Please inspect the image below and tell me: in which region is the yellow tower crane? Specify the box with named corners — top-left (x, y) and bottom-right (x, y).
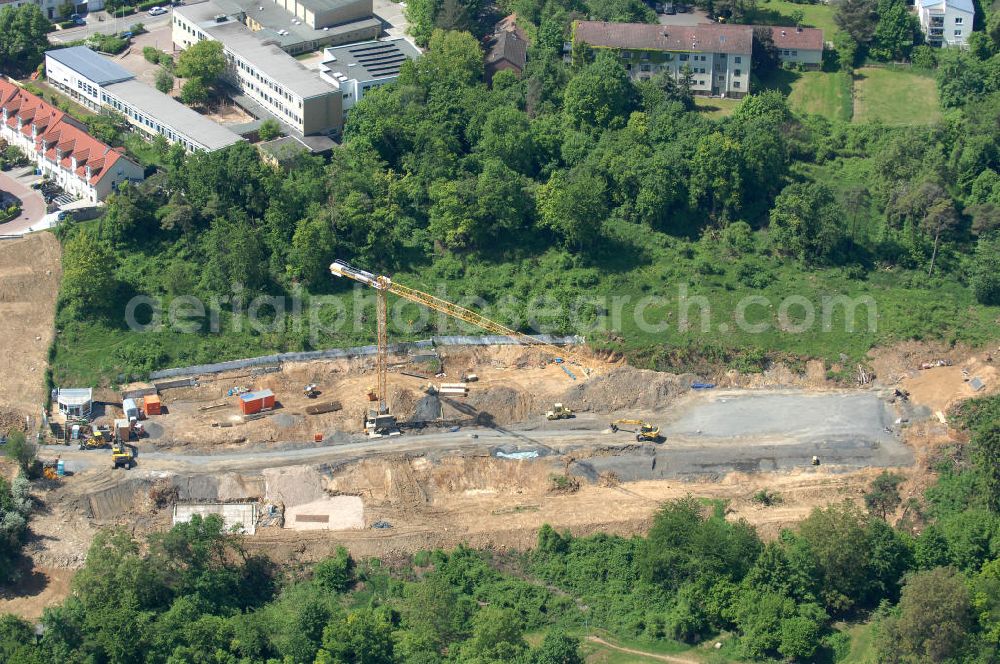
top-left (330, 260), bottom-right (591, 433)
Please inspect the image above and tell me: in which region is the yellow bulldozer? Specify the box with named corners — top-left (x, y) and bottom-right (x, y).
top-left (79, 430), bottom-right (108, 450)
top-left (546, 403), bottom-right (574, 420)
top-left (610, 419), bottom-right (663, 443)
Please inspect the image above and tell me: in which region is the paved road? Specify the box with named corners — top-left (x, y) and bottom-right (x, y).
top-left (48, 8), bottom-right (174, 43)
top-left (44, 390), bottom-right (915, 479)
top-left (0, 170), bottom-right (46, 235)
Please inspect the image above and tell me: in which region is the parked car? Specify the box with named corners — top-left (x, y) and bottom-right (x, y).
top-left (664, 2), bottom-right (676, 13)
top-left (148, 6), bottom-right (168, 15)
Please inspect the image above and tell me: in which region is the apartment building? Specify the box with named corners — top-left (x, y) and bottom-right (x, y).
top-left (572, 21), bottom-right (754, 97)
top-left (172, 0), bottom-right (374, 139)
top-left (45, 46), bottom-right (243, 152)
top-left (769, 25), bottom-right (824, 68)
top-left (918, 0), bottom-right (974, 47)
top-left (0, 79), bottom-right (143, 202)
top-left (318, 37), bottom-right (421, 114)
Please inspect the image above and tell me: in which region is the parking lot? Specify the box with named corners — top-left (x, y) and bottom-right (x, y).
top-left (658, 6), bottom-right (712, 26)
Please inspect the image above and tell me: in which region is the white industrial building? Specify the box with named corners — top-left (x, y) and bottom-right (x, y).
top-left (172, 0), bottom-right (384, 142)
top-left (318, 37), bottom-right (421, 114)
top-left (45, 46), bottom-right (243, 153)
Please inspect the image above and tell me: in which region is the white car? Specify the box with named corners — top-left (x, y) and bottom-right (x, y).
top-left (147, 6), bottom-right (168, 15)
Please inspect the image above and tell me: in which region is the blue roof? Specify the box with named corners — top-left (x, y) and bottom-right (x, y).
top-left (45, 46), bottom-right (134, 86)
top-left (239, 389), bottom-right (274, 402)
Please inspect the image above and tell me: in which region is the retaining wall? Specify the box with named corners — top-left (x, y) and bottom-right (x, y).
top-left (149, 334), bottom-right (584, 380)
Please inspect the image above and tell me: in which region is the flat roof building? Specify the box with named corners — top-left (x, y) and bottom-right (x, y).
top-left (319, 37), bottom-right (420, 114)
top-left (45, 46), bottom-right (243, 153)
top-left (172, 0), bottom-right (378, 139)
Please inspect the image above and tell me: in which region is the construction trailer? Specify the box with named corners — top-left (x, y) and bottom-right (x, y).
top-left (56, 388), bottom-right (93, 419)
top-left (114, 418), bottom-right (132, 442)
top-left (122, 398), bottom-right (140, 421)
top-left (239, 389), bottom-right (275, 415)
top-left (143, 394), bottom-right (162, 416)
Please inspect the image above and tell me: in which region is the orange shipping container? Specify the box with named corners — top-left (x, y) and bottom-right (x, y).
top-left (239, 389), bottom-right (275, 415)
top-left (144, 394), bottom-right (161, 416)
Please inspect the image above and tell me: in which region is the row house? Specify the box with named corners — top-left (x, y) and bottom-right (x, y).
top-left (0, 80), bottom-right (143, 203)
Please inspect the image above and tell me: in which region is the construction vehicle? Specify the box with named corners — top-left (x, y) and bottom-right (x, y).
top-left (610, 419), bottom-right (663, 443)
top-left (330, 260), bottom-right (593, 437)
top-left (111, 442), bottom-right (135, 469)
top-left (79, 429), bottom-right (108, 450)
top-left (304, 384), bottom-right (319, 398)
top-left (546, 403), bottom-right (574, 420)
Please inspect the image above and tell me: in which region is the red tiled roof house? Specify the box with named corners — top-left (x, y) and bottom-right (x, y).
top-left (765, 25), bottom-right (824, 69)
top-left (0, 80), bottom-right (144, 203)
top-left (572, 21), bottom-right (754, 98)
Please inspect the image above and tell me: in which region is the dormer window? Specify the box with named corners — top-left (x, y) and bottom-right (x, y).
top-left (86, 165), bottom-right (92, 179)
top-left (71, 157), bottom-right (77, 171)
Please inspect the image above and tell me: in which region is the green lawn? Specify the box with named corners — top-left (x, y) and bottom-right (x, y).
top-left (788, 71), bottom-right (853, 121)
top-left (694, 95), bottom-right (740, 118)
top-left (852, 66), bottom-right (942, 125)
top-left (750, 0), bottom-right (840, 38)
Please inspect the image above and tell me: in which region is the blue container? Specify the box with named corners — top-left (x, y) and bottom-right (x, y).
top-left (56, 460), bottom-right (65, 477)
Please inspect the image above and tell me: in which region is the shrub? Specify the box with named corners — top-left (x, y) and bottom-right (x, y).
top-left (142, 45), bottom-right (160, 64)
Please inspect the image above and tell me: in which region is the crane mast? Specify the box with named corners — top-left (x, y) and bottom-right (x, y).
top-left (330, 260), bottom-right (590, 429)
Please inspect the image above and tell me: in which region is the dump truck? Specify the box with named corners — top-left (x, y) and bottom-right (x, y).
top-left (546, 403), bottom-right (574, 420)
top-left (610, 419), bottom-right (663, 443)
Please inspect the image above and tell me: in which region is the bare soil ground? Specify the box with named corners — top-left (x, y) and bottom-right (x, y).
top-left (8, 340), bottom-right (998, 620)
top-left (0, 233), bottom-right (61, 433)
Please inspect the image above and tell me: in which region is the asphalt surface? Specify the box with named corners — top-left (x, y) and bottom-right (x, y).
top-left (0, 170), bottom-right (46, 235)
top-left (48, 9), bottom-right (175, 44)
top-left (44, 389), bottom-right (914, 480)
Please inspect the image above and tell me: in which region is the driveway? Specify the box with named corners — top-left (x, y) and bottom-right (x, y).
top-left (0, 170), bottom-right (46, 235)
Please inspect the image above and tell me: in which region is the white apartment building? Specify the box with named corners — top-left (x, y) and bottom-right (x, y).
top-left (918, 0), bottom-right (974, 47)
top-left (572, 21), bottom-right (753, 97)
top-left (318, 37), bottom-right (421, 114)
top-left (45, 46), bottom-right (243, 152)
top-left (0, 0), bottom-right (93, 22)
top-left (172, 2), bottom-right (348, 137)
top-left (0, 79), bottom-right (143, 202)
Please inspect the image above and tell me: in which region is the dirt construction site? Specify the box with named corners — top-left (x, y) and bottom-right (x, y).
top-left (3, 311), bottom-right (999, 617)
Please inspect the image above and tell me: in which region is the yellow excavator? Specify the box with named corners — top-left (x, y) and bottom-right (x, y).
top-left (610, 419), bottom-right (663, 443)
top-left (111, 442), bottom-right (135, 470)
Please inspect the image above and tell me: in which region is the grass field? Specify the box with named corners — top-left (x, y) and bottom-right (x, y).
top-left (694, 95), bottom-right (740, 118)
top-left (853, 66), bottom-right (942, 125)
top-left (750, 0), bottom-right (840, 37)
top-left (788, 71), bottom-right (853, 121)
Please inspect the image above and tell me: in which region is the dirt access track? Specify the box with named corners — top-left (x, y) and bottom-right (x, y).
top-left (0, 233), bottom-right (61, 432)
top-left (36, 382), bottom-right (917, 559)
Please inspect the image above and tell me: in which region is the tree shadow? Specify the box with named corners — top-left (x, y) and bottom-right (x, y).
top-left (757, 67), bottom-right (802, 95)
